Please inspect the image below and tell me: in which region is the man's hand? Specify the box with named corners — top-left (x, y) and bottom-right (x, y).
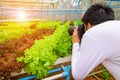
top-left (72, 28), bottom-right (80, 43)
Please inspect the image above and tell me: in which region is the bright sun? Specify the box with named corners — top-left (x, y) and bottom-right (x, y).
top-left (17, 11), bottom-right (26, 20)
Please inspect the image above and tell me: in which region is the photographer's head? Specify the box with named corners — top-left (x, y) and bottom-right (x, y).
top-left (82, 3), bottom-right (115, 29)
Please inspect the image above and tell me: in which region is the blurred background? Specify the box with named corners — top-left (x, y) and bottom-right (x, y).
top-left (0, 0), bottom-right (120, 22)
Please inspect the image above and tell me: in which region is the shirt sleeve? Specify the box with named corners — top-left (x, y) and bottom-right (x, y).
top-left (71, 35), bottom-right (106, 80)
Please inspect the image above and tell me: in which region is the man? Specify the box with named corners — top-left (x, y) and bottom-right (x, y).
top-left (72, 3), bottom-right (120, 80)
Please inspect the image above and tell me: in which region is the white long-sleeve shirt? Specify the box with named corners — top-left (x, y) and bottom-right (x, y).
top-left (72, 20), bottom-right (120, 80)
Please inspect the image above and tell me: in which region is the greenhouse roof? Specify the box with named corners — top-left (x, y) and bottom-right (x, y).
top-left (1, 0), bottom-right (59, 8)
top-left (1, 0), bottom-right (120, 9)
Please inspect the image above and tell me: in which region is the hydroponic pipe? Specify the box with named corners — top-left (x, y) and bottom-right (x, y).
top-left (43, 73), bottom-right (63, 80)
top-left (48, 67), bottom-right (62, 74)
top-left (18, 75), bottom-right (36, 80)
top-left (43, 71), bottom-right (70, 80)
top-left (18, 65), bottom-right (71, 80)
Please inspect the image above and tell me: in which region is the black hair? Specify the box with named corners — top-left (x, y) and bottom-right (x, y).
top-left (82, 3), bottom-right (115, 26)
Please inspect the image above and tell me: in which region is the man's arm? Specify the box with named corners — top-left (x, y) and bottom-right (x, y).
top-left (72, 34), bottom-right (106, 80)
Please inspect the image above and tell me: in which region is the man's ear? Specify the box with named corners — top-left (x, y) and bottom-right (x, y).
top-left (87, 23), bottom-right (93, 29)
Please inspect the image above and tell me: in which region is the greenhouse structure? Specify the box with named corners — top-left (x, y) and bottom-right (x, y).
top-left (0, 0), bottom-right (120, 80)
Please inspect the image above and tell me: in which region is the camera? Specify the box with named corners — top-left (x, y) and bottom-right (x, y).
top-left (68, 24), bottom-right (85, 39)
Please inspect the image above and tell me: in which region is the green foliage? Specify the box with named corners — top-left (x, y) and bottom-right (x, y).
top-left (53, 21), bottom-right (72, 56)
top-left (0, 21), bottom-right (61, 44)
top-left (36, 21), bottom-right (62, 29)
top-left (17, 40), bottom-right (57, 78)
top-left (17, 21), bottom-right (72, 78)
top-left (0, 22), bottom-right (35, 43)
top-left (0, 27), bottom-right (34, 43)
top-left (74, 20), bottom-right (83, 26)
top-left (101, 68), bottom-right (110, 80)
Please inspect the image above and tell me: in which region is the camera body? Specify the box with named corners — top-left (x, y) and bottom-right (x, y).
top-left (68, 24), bottom-right (85, 39)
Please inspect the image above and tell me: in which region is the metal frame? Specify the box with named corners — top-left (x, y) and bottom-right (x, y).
top-left (0, 7), bottom-right (86, 23)
top-left (18, 65), bottom-right (71, 80)
top-left (106, 0), bottom-right (120, 8)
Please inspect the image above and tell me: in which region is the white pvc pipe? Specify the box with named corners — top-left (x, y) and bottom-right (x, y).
top-left (43, 73), bottom-right (63, 80)
top-left (54, 55), bottom-right (71, 65)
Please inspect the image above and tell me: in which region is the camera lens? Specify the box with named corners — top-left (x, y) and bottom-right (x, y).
top-left (68, 26), bottom-right (75, 36)
top-left (68, 24), bottom-right (85, 39)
